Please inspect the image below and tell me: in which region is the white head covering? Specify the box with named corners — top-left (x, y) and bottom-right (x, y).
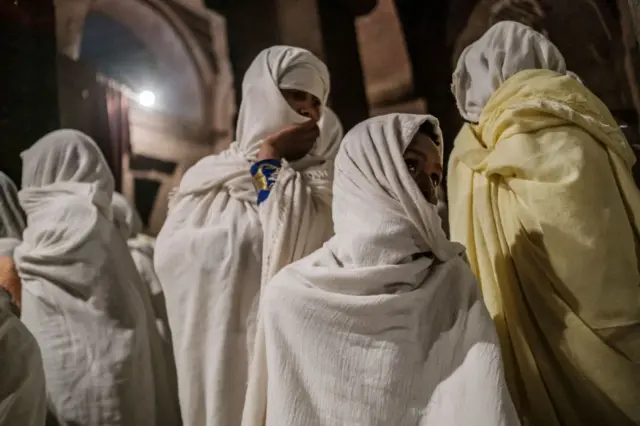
top-left (111, 192), bottom-right (144, 240)
top-left (452, 21), bottom-right (567, 123)
top-left (0, 173), bottom-right (25, 240)
top-left (329, 113), bottom-right (460, 270)
top-left (21, 129), bottom-right (114, 198)
top-left (313, 107), bottom-right (344, 161)
top-left (235, 46), bottom-right (330, 160)
top-left (176, 46), bottom-right (335, 204)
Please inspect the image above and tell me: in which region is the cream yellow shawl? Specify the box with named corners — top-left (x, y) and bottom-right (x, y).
top-left (448, 69), bottom-right (640, 426)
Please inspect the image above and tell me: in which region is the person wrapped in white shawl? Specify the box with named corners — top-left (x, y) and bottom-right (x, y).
top-left (0, 176), bottom-right (46, 426)
top-left (111, 192), bottom-right (175, 372)
top-left (14, 129), bottom-right (181, 426)
top-left (256, 114), bottom-right (519, 426)
top-left (154, 45), bottom-right (342, 426)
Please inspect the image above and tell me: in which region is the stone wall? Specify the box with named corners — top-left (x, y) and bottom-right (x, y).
top-left (454, 0), bottom-right (635, 115)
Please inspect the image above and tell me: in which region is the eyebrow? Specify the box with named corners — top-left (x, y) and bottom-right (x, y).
top-left (405, 145), bottom-right (428, 158)
top-left (418, 122), bottom-right (440, 145)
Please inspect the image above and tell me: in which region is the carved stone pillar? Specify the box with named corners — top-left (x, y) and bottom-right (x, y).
top-left (317, 0), bottom-right (373, 130)
top-left (54, 0), bottom-right (93, 59)
top-left (394, 0), bottom-right (460, 165)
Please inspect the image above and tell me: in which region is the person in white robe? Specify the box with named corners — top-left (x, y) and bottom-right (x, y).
top-left (0, 175), bottom-right (46, 426)
top-left (154, 45), bottom-right (342, 426)
top-left (14, 129), bottom-right (181, 426)
top-left (256, 113), bottom-right (519, 426)
top-left (111, 192), bottom-right (175, 368)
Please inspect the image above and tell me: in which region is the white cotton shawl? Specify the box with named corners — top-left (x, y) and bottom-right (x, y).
top-left (0, 173), bottom-right (25, 240)
top-left (154, 45), bottom-right (337, 426)
top-left (14, 129), bottom-right (181, 426)
top-left (452, 21), bottom-right (568, 123)
top-left (112, 192), bottom-right (174, 348)
top-left (111, 192), bottom-right (143, 240)
top-left (258, 114), bottom-right (519, 426)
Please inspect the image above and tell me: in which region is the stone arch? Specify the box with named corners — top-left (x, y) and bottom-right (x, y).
top-left (56, 0), bottom-right (215, 125)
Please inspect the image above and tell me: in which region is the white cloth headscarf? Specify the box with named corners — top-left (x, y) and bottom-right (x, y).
top-left (15, 129), bottom-right (181, 426)
top-left (0, 279), bottom-right (46, 426)
top-left (111, 192), bottom-right (143, 240)
top-left (452, 21), bottom-right (568, 123)
top-left (154, 45), bottom-right (337, 426)
top-left (315, 107), bottom-right (344, 161)
top-left (257, 114), bottom-right (519, 425)
top-left (0, 173), bottom-right (25, 240)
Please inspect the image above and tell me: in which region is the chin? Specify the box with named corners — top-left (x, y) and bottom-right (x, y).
top-left (420, 190), bottom-right (438, 205)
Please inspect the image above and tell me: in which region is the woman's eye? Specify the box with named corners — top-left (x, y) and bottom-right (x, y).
top-left (405, 159), bottom-right (419, 176)
top-left (430, 173), bottom-right (441, 187)
top-left (292, 90), bottom-right (307, 101)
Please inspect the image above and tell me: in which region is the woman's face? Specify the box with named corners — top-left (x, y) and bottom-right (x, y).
top-left (404, 131), bottom-right (443, 205)
top-left (280, 89), bottom-right (322, 122)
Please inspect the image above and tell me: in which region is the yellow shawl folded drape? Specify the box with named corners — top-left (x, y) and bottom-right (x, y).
top-left (448, 69), bottom-right (640, 426)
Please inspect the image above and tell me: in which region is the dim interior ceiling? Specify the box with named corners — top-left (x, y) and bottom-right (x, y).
top-left (79, 4), bottom-right (204, 123)
top-left (80, 12), bottom-right (159, 92)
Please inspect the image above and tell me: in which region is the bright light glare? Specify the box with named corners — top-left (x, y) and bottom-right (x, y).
top-left (138, 90), bottom-right (156, 107)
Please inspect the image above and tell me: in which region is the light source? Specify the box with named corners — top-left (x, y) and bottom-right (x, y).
top-left (138, 90), bottom-right (156, 107)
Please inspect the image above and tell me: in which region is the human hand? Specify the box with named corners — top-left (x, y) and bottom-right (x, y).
top-left (0, 256), bottom-right (21, 309)
top-left (258, 120), bottom-right (320, 162)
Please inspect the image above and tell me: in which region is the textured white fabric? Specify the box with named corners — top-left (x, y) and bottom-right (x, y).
top-left (452, 21), bottom-right (567, 123)
top-left (0, 288), bottom-right (46, 426)
top-left (315, 107), bottom-right (344, 162)
top-left (111, 193), bottom-right (174, 346)
top-left (278, 63), bottom-right (326, 104)
top-left (0, 238), bottom-right (20, 257)
top-left (154, 46), bottom-right (336, 426)
top-left (111, 192), bottom-right (143, 239)
top-left (15, 130), bottom-right (181, 426)
top-left (258, 114), bottom-right (519, 426)
top-left (0, 173), bottom-right (25, 240)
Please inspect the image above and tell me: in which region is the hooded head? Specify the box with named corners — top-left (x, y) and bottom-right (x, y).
top-left (0, 173), bottom-right (25, 240)
top-left (329, 114), bottom-right (461, 267)
top-left (21, 129), bottom-right (114, 199)
top-left (235, 46), bottom-right (331, 160)
top-left (452, 21), bottom-right (567, 123)
top-left (111, 192), bottom-right (143, 240)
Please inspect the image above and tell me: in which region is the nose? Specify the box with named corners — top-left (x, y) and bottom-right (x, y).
top-left (298, 102), bottom-right (320, 122)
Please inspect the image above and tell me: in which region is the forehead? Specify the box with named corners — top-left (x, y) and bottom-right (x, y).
top-left (280, 88), bottom-right (320, 103)
top-left (407, 132), bottom-right (443, 160)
